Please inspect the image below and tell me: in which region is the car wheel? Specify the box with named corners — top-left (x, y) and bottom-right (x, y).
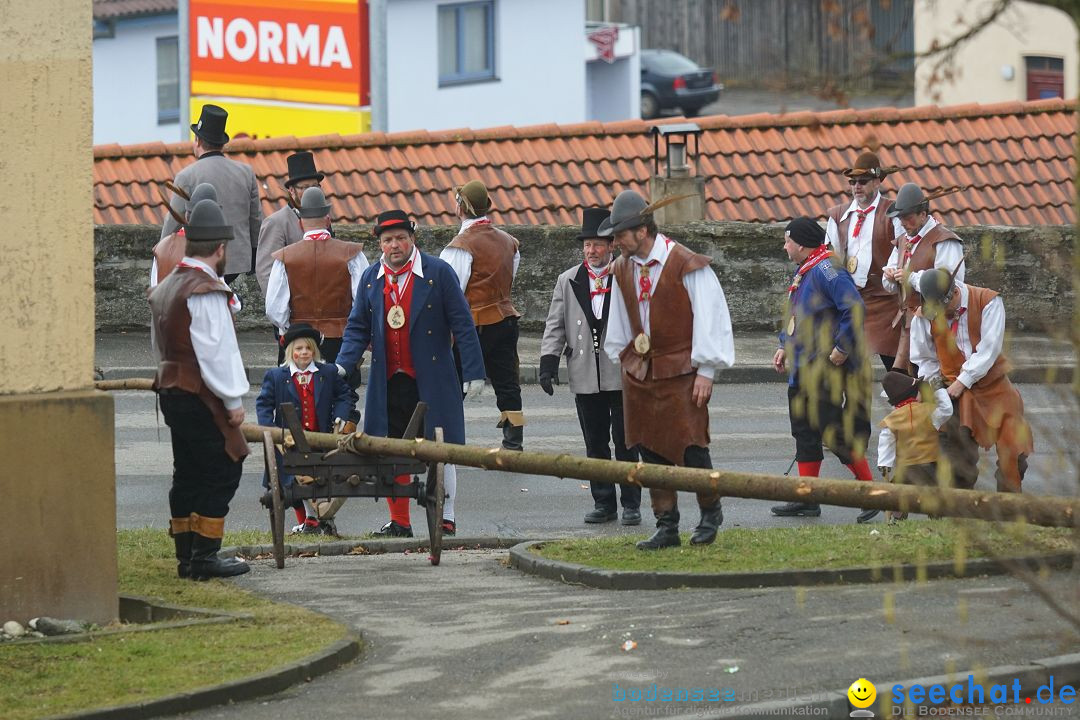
top-left (640, 91), bottom-right (659, 120)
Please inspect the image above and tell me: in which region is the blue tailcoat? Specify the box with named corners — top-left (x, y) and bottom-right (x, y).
top-left (256, 361), bottom-right (358, 487)
top-left (336, 251), bottom-right (484, 444)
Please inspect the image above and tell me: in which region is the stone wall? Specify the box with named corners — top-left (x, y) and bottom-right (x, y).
top-left (95, 222), bottom-right (1074, 333)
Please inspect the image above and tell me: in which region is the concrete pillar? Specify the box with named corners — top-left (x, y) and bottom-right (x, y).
top-left (1, 0), bottom-right (118, 624)
top-left (649, 175), bottom-right (707, 225)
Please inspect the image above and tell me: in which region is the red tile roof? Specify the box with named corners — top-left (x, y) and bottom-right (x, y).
top-left (93, 98), bottom-right (1076, 228)
top-left (93, 0), bottom-right (176, 21)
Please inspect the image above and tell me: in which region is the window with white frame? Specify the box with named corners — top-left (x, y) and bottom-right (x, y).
top-left (438, 1), bottom-right (495, 86)
top-left (156, 36), bottom-right (179, 124)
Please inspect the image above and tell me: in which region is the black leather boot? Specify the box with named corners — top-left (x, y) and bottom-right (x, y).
top-left (501, 423), bottom-right (524, 451)
top-left (636, 510), bottom-right (681, 550)
top-left (690, 502), bottom-right (724, 545)
top-left (172, 531), bottom-right (194, 579)
top-left (190, 535), bottom-right (250, 580)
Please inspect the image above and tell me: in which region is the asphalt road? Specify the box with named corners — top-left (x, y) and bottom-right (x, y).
top-left (114, 382), bottom-right (1077, 537)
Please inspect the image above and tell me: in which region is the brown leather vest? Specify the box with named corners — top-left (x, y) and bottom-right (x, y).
top-left (900, 224), bottom-right (961, 310)
top-left (272, 237), bottom-right (364, 337)
top-left (153, 232), bottom-right (187, 284)
top-left (930, 285), bottom-right (1031, 452)
top-left (148, 267), bottom-right (249, 461)
top-left (881, 402), bottom-right (939, 466)
top-left (614, 242), bottom-right (712, 465)
top-left (447, 223), bottom-right (520, 325)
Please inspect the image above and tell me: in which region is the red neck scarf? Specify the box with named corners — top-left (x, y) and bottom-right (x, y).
top-left (586, 262), bottom-right (610, 298)
top-left (383, 259), bottom-right (414, 306)
top-left (788, 245), bottom-right (832, 297)
top-left (852, 205), bottom-right (874, 238)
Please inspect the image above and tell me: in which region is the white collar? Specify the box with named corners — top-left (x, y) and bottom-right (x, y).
top-left (460, 216), bottom-right (490, 232)
top-left (377, 244), bottom-right (424, 279)
top-left (289, 361), bottom-right (318, 375)
top-left (841, 192), bottom-right (882, 220)
top-left (957, 283), bottom-right (969, 311)
top-left (632, 233), bottom-right (672, 267)
top-left (302, 228), bottom-right (331, 241)
top-left (178, 256), bottom-right (220, 279)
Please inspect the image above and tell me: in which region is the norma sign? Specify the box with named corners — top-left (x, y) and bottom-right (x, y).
top-left (190, 0), bottom-right (369, 109)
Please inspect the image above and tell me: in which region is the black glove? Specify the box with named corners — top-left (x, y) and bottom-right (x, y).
top-left (538, 354), bottom-right (560, 396)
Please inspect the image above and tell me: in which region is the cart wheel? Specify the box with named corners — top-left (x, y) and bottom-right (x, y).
top-left (263, 431), bottom-right (286, 569)
top-left (424, 427), bottom-right (446, 566)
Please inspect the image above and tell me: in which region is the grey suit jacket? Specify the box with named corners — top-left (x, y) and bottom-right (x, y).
top-left (160, 153), bottom-right (262, 277)
top-left (540, 264), bottom-right (622, 395)
top-left (255, 205), bottom-right (303, 295)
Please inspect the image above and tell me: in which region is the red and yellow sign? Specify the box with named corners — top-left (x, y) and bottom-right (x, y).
top-left (190, 0), bottom-right (369, 108)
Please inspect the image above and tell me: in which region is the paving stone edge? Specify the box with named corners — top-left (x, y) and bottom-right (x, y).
top-left (508, 540), bottom-right (1076, 590)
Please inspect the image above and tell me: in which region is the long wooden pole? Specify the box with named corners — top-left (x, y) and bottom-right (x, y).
top-left (96, 380), bottom-right (1079, 528)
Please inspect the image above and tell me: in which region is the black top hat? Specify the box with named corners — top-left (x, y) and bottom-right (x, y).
top-left (191, 104), bottom-right (230, 146)
top-left (184, 199), bottom-right (232, 241)
top-left (786, 217), bottom-right (825, 248)
top-left (882, 370), bottom-right (921, 406)
top-left (284, 152), bottom-right (325, 187)
top-left (283, 323), bottom-right (323, 349)
top-left (373, 209), bottom-right (416, 237)
top-left (577, 207), bottom-right (612, 240)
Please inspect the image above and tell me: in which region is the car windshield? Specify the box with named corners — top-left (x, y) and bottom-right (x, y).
top-left (644, 51), bottom-right (700, 75)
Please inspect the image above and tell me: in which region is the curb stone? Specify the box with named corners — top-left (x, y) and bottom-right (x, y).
top-left (43, 629), bottom-right (360, 720)
top-left (509, 541), bottom-right (1076, 590)
top-left (224, 535), bottom-right (542, 560)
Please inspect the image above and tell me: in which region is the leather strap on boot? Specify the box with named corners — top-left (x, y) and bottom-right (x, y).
top-left (169, 517), bottom-right (192, 535)
top-left (188, 513), bottom-right (225, 539)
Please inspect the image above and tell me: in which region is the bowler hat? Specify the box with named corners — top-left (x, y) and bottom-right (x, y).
top-left (298, 186), bottom-right (332, 219)
top-left (577, 207), bottom-right (612, 240)
top-left (785, 217), bottom-right (826, 248)
top-left (284, 152), bottom-right (324, 187)
top-left (455, 180), bottom-right (492, 216)
top-left (191, 104), bottom-right (230, 145)
top-left (186, 183), bottom-right (218, 213)
top-left (184, 199), bottom-right (232, 241)
top-left (373, 209), bottom-right (416, 236)
top-left (843, 151), bottom-right (900, 180)
top-left (882, 370), bottom-right (920, 406)
top-left (283, 323), bottom-right (323, 349)
top-left (597, 190), bottom-right (649, 236)
top-left (887, 183), bottom-right (929, 218)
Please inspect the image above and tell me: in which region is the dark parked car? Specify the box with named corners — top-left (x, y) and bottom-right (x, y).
top-left (640, 49), bottom-right (723, 120)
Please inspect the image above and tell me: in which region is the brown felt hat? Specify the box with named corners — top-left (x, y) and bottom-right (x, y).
top-left (842, 151), bottom-right (900, 180)
top-left (882, 370), bottom-right (920, 406)
top-left (454, 180), bottom-right (492, 216)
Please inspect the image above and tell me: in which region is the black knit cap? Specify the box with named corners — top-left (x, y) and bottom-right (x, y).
top-left (882, 370), bottom-right (920, 406)
top-left (373, 209), bottom-right (416, 236)
top-left (786, 217), bottom-right (826, 248)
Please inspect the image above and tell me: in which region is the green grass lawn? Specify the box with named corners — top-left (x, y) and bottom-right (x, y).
top-left (532, 520), bottom-right (1077, 574)
top-left (0, 528), bottom-right (355, 720)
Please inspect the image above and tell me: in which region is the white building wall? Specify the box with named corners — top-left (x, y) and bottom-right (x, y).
top-left (93, 15), bottom-right (181, 145)
top-left (385, 0), bottom-right (586, 132)
top-left (914, 0), bottom-right (1078, 105)
top-left (586, 25), bottom-right (639, 122)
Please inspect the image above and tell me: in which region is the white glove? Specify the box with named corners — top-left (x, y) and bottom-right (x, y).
top-left (463, 380), bottom-right (484, 400)
top-left (336, 363), bottom-right (346, 378)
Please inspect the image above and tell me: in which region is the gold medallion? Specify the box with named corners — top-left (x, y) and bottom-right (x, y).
top-left (846, 255), bottom-right (858, 273)
top-left (633, 332), bottom-right (651, 355)
top-left (787, 316), bottom-right (796, 336)
top-left (387, 304), bottom-right (406, 329)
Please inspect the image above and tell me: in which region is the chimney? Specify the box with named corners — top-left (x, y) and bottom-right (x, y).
top-left (648, 123), bottom-right (706, 225)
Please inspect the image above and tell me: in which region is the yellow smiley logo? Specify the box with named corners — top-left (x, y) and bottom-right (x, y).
top-left (847, 678), bottom-right (877, 709)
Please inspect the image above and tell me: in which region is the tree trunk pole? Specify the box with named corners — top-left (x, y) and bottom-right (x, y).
top-left (237, 424), bottom-right (1079, 529)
